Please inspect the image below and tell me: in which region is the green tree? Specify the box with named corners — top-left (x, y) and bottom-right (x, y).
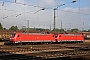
top-left (59, 29), bottom-right (64, 32)
top-left (88, 29), bottom-right (90, 32)
top-left (67, 30), bottom-right (71, 32)
top-left (52, 28), bottom-right (64, 32)
top-left (82, 30), bottom-right (87, 32)
top-left (3, 28), bottom-right (6, 30)
top-left (71, 28), bottom-right (79, 32)
top-left (9, 26), bottom-right (18, 30)
top-left (0, 23), bottom-right (3, 30)
top-left (21, 26), bottom-right (26, 30)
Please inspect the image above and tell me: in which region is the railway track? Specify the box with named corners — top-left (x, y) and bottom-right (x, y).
top-left (0, 43), bottom-right (90, 60)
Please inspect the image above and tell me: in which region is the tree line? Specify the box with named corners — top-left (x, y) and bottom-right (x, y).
top-left (0, 23), bottom-right (90, 32)
top-left (0, 23), bottom-right (18, 30)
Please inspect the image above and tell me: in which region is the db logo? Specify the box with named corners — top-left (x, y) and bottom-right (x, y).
top-left (72, 37), bottom-right (73, 39)
top-left (37, 37), bottom-right (39, 39)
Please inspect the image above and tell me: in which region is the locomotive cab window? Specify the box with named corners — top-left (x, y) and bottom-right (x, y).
top-left (54, 34), bottom-right (58, 37)
top-left (53, 35), bottom-right (54, 37)
top-left (11, 33), bottom-right (16, 37)
top-left (18, 35), bottom-right (20, 37)
top-left (59, 35), bottom-right (61, 37)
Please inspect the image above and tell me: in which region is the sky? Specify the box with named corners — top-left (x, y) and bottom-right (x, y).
top-left (0, 0), bottom-right (90, 30)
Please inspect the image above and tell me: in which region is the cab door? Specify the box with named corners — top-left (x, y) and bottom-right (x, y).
top-left (15, 34), bottom-right (22, 43)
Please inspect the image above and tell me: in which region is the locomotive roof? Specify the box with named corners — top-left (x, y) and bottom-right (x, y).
top-left (21, 32), bottom-right (53, 35)
top-left (61, 34), bottom-right (81, 36)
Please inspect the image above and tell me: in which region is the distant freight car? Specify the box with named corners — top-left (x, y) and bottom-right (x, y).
top-left (9, 32), bottom-right (84, 44)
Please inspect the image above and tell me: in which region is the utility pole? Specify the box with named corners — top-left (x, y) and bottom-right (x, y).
top-left (54, 8), bottom-right (56, 31)
top-left (69, 23), bottom-right (71, 31)
top-left (61, 21), bottom-right (62, 29)
top-left (34, 0), bottom-right (76, 32)
top-left (53, 0), bottom-right (76, 31)
top-left (2, 1), bottom-right (4, 6)
top-left (50, 24), bottom-right (51, 31)
top-left (27, 20), bottom-right (29, 31)
top-left (82, 22), bottom-right (84, 31)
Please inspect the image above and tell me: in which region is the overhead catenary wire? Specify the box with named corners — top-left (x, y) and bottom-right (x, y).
top-left (0, 0), bottom-right (52, 19)
top-left (2, 11), bottom-right (34, 19)
top-left (2, 1), bottom-right (4, 6)
top-left (0, 8), bottom-right (35, 14)
top-left (0, 0), bottom-right (53, 9)
top-left (0, 0), bottom-right (89, 16)
top-left (0, 0), bottom-right (89, 14)
top-left (78, 0), bottom-right (80, 13)
top-left (0, 0), bottom-right (89, 30)
top-left (0, 8), bottom-right (35, 19)
top-left (0, 1), bottom-right (90, 19)
top-left (58, 9), bottom-right (90, 15)
top-left (58, 10), bottom-right (90, 20)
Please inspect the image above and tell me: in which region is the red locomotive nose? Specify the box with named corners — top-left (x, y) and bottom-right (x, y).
top-left (10, 37), bottom-right (14, 41)
top-left (54, 34), bottom-right (58, 39)
top-left (10, 34), bottom-right (15, 42)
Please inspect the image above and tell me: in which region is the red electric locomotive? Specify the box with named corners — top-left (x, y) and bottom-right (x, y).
top-left (10, 32), bottom-right (55, 44)
top-left (57, 34), bottom-right (84, 43)
top-left (9, 32), bottom-right (84, 44)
